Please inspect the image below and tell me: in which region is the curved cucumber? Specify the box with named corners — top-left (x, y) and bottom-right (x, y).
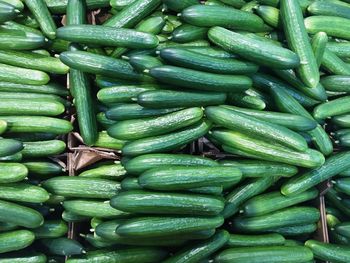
top-left (0, 139), bottom-right (23, 158)
top-left (313, 96), bottom-right (350, 120)
top-left (305, 239), bottom-right (350, 263)
top-left (0, 230), bottom-right (35, 254)
top-left (0, 183), bottom-right (49, 203)
top-left (21, 140), bottom-right (66, 157)
top-left (227, 233), bottom-right (285, 247)
top-left (305, 16), bottom-right (350, 41)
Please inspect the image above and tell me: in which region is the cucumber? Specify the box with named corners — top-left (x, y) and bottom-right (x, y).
top-left (0, 222), bottom-right (17, 232)
top-left (96, 112), bottom-right (117, 128)
top-left (233, 206), bottom-right (320, 232)
top-left (116, 216), bottom-right (224, 238)
top-left (23, 161), bottom-right (63, 175)
top-left (333, 114), bottom-right (350, 128)
top-left (0, 1), bottom-right (20, 24)
top-left (0, 139), bottom-right (23, 157)
top-left (148, 65), bottom-right (251, 92)
top-left (45, 0), bottom-right (109, 14)
top-left (159, 47), bottom-right (258, 74)
top-left (314, 96), bottom-right (350, 120)
top-left (0, 163), bottom-right (27, 183)
top-left (93, 131), bottom-right (126, 150)
top-left (1, 116), bottom-right (72, 134)
top-left (0, 183), bottom-right (49, 203)
top-left (171, 24), bottom-right (207, 43)
top-left (334, 177), bottom-right (350, 196)
top-left (305, 239), bottom-right (350, 263)
top-left (0, 200), bottom-right (43, 228)
top-left (62, 211), bottom-right (89, 223)
top-left (0, 63), bottom-right (49, 85)
top-left (163, 0), bottom-right (197, 12)
top-left (0, 92), bottom-right (69, 108)
top-left (215, 246), bottom-right (313, 263)
top-left (322, 48), bottom-right (350, 75)
top-left (311, 32), bottom-right (327, 68)
top-left (129, 55), bottom-right (163, 71)
top-left (66, 0), bottom-right (86, 25)
top-left (108, 107), bottom-right (203, 140)
top-left (32, 220), bottom-right (68, 239)
top-left (227, 92), bottom-right (266, 111)
top-left (163, 230), bottom-right (229, 263)
top-left (184, 46), bottom-right (236, 59)
top-left (281, 151), bottom-right (350, 196)
top-left (326, 42), bottom-right (350, 58)
top-left (124, 153), bottom-right (218, 175)
top-left (38, 238), bottom-right (84, 256)
top-left (21, 140), bottom-right (66, 157)
top-left (42, 177), bottom-right (120, 199)
top-left (0, 152), bottom-right (22, 162)
top-left (122, 120), bottom-right (211, 156)
top-left (110, 0), bottom-right (136, 9)
top-left (79, 162), bottom-right (126, 180)
top-left (227, 233), bottom-right (285, 247)
top-left (256, 5), bottom-right (280, 28)
top-left (305, 16), bottom-right (350, 41)
top-left (242, 188), bottom-right (318, 216)
top-left (272, 223), bottom-right (317, 236)
top-left (335, 222), bottom-right (350, 239)
top-left (139, 166), bottom-right (242, 190)
top-left (0, 230), bottom-right (35, 254)
top-left (0, 82), bottom-right (68, 96)
top-left (111, 190), bottom-right (224, 216)
top-left (321, 75), bottom-right (350, 92)
top-left (326, 188), bottom-right (350, 218)
top-left (208, 27), bottom-right (299, 69)
top-left (0, 251), bottom-right (46, 263)
top-left (63, 199), bottom-right (128, 219)
top-left (14, 10), bottom-right (39, 28)
top-left (0, 120), bottom-right (6, 134)
top-left (2, 0), bottom-right (24, 11)
top-left (6, 132), bottom-right (57, 142)
top-left (181, 5), bottom-right (270, 32)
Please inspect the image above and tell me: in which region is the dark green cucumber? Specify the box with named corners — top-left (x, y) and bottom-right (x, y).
top-left (42, 177), bottom-right (120, 199)
top-left (0, 119), bottom-right (6, 134)
top-left (326, 42), bottom-right (350, 58)
top-left (23, 161), bottom-right (63, 175)
top-left (79, 162), bottom-right (126, 180)
top-left (281, 151), bottom-right (350, 195)
top-left (334, 177), bottom-right (350, 196)
top-left (184, 46), bottom-right (236, 59)
top-left (0, 251), bottom-right (46, 263)
top-left (63, 199), bottom-right (128, 219)
top-left (0, 221), bottom-right (17, 232)
top-left (305, 239), bottom-right (350, 263)
top-left (335, 222), bottom-right (350, 239)
top-left (0, 1), bottom-right (20, 24)
top-left (45, 0), bottom-right (109, 14)
top-left (0, 139), bottom-right (23, 158)
top-left (326, 188), bottom-right (350, 218)
top-left (0, 99), bottom-right (64, 116)
top-left (0, 92), bottom-right (69, 108)
top-left (215, 246), bottom-right (313, 263)
top-left (233, 206), bottom-right (320, 232)
top-left (322, 48), bottom-right (350, 75)
top-left (0, 152), bottom-right (22, 162)
top-left (256, 5), bottom-right (280, 28)
top-left (122, 120), bottom-right (212, 156)
top-left (93, 131), bottom-right (127, 150)
top-left (116, 216), bottom-right (224, 238)
top-left (308, 0), bottom-right (350, 19)
top-left (181, 5), bottom-right (270, 32)
top-left (163, 0), bottom-right (197, 11)
top-left (311, 32), bottom-right (327, 68)
top-left (21, 140), bottom-right (66, 157)
top-left (227, 233), bottom-right (285, 247)
top-left (159, 47), bottom-right (258, 74)
top-left (305, 16), bottom-right (350, 41)
top-left (0, 163), bottom-right (27, 183)
top-left (111, 190), bottom-right (224, 216)
top-left (171, 24), bottom-right (207, 43)
top-left (32, 220), bottom-right (68, 239)
top-left (0, 28), bottom-right (45, 50)
top-left (333, 114), bottom-right (350, 128)
top-left (271, 223), bottom-right (317, 236)
top-left (0, 81), bottom-right (68, 96)
top-left (280, 0), bottom-right (319, 88)
top-left (0, 63), bottom-right (49, 85)
top-left (66, 0), bottom-right (86, 25)
top-left (227, 91), bottom-right (266, 111)
top-left (96, 112), bottom-right (117, 128)
top-left (38, 238), bottom-right (84, 256)
top-left (208, 27), bottom-right (299, 69)
top-left (139, 166), bottom-right (242, 190)
top-left (314, 96), bottom-right (350, 120)
top-left (148, 65), bottom-right (251, 92)
top-left (0, 230), bottom-right (35, 254)
top-left (321, 75), bottom-right (350, 92)
top-left (129, 55), bottom-right (163, 71)
top-left (0, 183), bottom-right (49, 203)
top-left (62, 211), bottom-right (89, 223)
top-left (242, 188), bottom-right (318, 216)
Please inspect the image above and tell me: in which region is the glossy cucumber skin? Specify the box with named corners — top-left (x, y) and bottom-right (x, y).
top-left (335, 222), bottom-right (350, 239)
top-left (0, 63), bottom-right (49, 85)
top-left (305, 16), bottom-right (350, 41)
top-left (171, 24), bottom-right (207, 43)
top-left (66, 0), bottom-right (86, 25)
top-left (0, 81), bottom-right (68, 96)
top-left (305, 239), bottom-right (350, 263)
top-left (282, 151), bottom-right (350, 196)
top-left (79, 162), bottom-right (126, 180)
top-left (0, 163), bottom-right (27, 184)
top-left (308, 0), bottom-right (350, 19)
top-left (0, 251), bottom-right (47, 263)
top-left (107, 107), bottom-right (203, 140)
top-left (0, 29), bottom-right (45, 50)
top-left (280, 0), bottom-right (319, 88)
top-left (0, 183), bottom-right (49, 203)
top-left (322, 48), bottom-right (350, 75)
top-left (208, 27), bottom-right (299, 69)
top-left (0, 139), bottom-right (23, 158)
top-left (256, 5), bottom-right (280, 28)
top-left (45, 0), bottom-right (109, 14)
top-left (42, 177), bottom-right (121, 199)
top-left (38, 238), bottom-right (84, 256)
top-left (21, 140), bottom-right (66, 158)
top-left (163, 0), bottom-right (197, 11)
top-left (311, 32), bottom-right (327, 68)
top-left (93, 131), bottom-right (126, 150)
top-left (333, 114), bottom-right (350, 128)
top-left (335, 178), bottom-right (350, 196)
top-left (0, 1), bottom-right (20, 24)
top-left (314, 96), bottom-right (350, 120)
top-left (272, 223), bottom-right (317, 236)
top-left (0, 230), bottom-right (35, 254)
top-left (129, 54), bottom-right (163, 71)
top-left (23, 161), bottom-right (61, 175)
top-left (227, 233), bottom-right (285, 247)
top-left (0, 91), bottom-right (69, 107)
top-left (32, 220), bottom-right (68, 239)
top-left (326, 42), bottom-right (350, 58)
top-left (321, 75), bottom-right (350, 92)
top-left (326, 188), bottom-right (350, 218)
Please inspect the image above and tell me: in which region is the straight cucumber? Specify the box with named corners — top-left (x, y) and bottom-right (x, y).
top-left (0, 63), bottom-right (49, 85)
top-left (335, 222), bottom-right (350, 239)
top-left (21, 140), bottom-right (66, 157)
top-left (256, 5), bottom-right (280, 28)
top-left (129, 54), bottom-right (163, 71)
top-left (0, 183), bottom-right (49, 203)
top-left (79, 162), bottom-right (126, 180)
top-left (305, 16), bottom-right (350, 41)
top-left (0, 139), bottom-right (23, 158)
top-left (321, 75), bottom-right (350, 92)
top-left (305, 239), bottom-right (350, 263)
top-left (0, 163), bottom-right (27, 183)
top-left (5, 132), bottom-right (56, 142)
top-left (96, 112), bottom-right (117, 128)
top-left (184, 46), bottom-right (236, 59)
top-left (0, 251), bottom-right (46, 263)
top-left (314, 96), bottom-right (350, 120)
top-left (334, 177), bottom-right (350, 196)
top-left (322, 48), bottom-right (350, 75)
top-left (307, 0), bottom-right (350, 19)
top-left (0, 92), bottom-right (69, 108)
top-left (62, 210), bottom-right (89, 223)
top-left (227, 233), bottom-right (285, 247)
top-left (38, 238), bottom-right (84, 256)
top-left (0, 152), bottom-right (22, 162)
top-left (0, 1), bottom-right (20, 24)
top-left (0, 81), bottom-right (68, 96)
top-left (227, 92), bottom-right (266, 111)
top-left (311, 32), bottom-right (328, 68)
top-left (326, 42), bottom-right (350, 58)
top-left (163, 0), bottom-right (197, 12)
top-left (66, 0), bottom-right (86, 25)
top-left (45, 0), bottom-right (109, 14)
top-left (0, 230), bottom-right (35, 254)
top-left (32, 219), bottom-right (68, 239)
top-left (272, 223), bottom-right (317, 236)
top-left (93, 131), bottom-right (126, 150)
top-left (333, 114), bottom-right (350, 128)
top-left (326, 188), bottom-right (350, 218)
top-left (171, 24), bottom-right (207, 43)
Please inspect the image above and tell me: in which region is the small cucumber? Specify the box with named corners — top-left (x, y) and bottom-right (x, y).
top-left (38, 238), bottom-right (84, 256)
top-left (0, 139), bottom-right (23, 158)
top-left (314, 96), bottom-right (350, 120)
top-left (0, 81), bottom-right (68, 96)
top-left (322, 48), bottom-right (350, 75)
top-left (0, 230), bottom-right (35, 254)
top-left (311, 32), bottom-right (328, 68)
top-left (256, 5), bottom-right (280, 28)
top-left (93, 131), bottom-right (126, 150)
top-left (79, 162), bottom-right (126, 180)
top-left (171, 24), bottom-right (207, 43)
top-left (305, 239), bottom-right (350, 263)
top-left (32, 219), bottom-right (68, 239)
top-left (0, 63), bottom-right (49, 85)
top-left (21, 140), bottom-right (66, 157)
top-left (163, 0), bottom-right (197, 12)
top-left (0, 183), bottom-right (49, 203)
top-left (305, 16), bottom-right (350, 41)
top-left (227, 233), bottom-right (285, 247)
top-left (129, 54), bottom-right (163, 71)
top-left (272, 223), bottom-right (317, 236)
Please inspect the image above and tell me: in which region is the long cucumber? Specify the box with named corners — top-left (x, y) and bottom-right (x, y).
top-left (0, 162), bottom-right (27, 183)
top-left (305, 16), bottom-right (350, 41)
top-left (0, 230), bottom-right (35, 254)
top-left (305, 239), bottom-right (350, 263)
top-left (21, 140), bottom-right (66, 157)
top-left (0, 63), bottom-right (49, 85)
top-left (226, 233), bottom-right (285, 247)
top-left (314, 96), bottom-right (350, 120)
top-left (0, 183), bottom-right (49, 203)
top-left (0, 139), bottom-right (23, 158)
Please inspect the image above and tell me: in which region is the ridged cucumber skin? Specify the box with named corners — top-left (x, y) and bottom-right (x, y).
top-left (124, 153), bottom-right (218, 175)
top-left (66, 247), bottom-right (167, 263)
top-left (0, 81), bottom-right (68, 96)
top-left (215, 246), bottom-right (313, 263)
top-left (335, 178), bottom-right (350, 196)
top-left (305, 239), bottom-right (350, 263)
top-left (227, 233), bottom-right (285, 247)
top-left (181, 5), bottom-right (270, 32)
top-left (281, 151), bottom-right (350, 196)
top-left (326, 42), bottom-right (350, 58)
top-left (0, 251), bottom-right (47, 263)
top-left (1, 116), bottom-right (72, 134)
top-left (220, 105), bottom-right (316, 132)
top-left (60, 51), bottom-right (143, 80)
top-left (42, 177), bottom-right (121, 199)
top-left (206, 106), bottom-right (308, 151)
top-left (63, 199), bottom-right (128, 219)
top-left (45, 0), bottom-right (109, 14)
top-left (0, 230), bottom-right (35, 254)
top-left (322, 48), bottom-right (350, 75)
top-left (163, 230), bottom-right (229, 263)
top-left (280, 0), bottom-right (319, 88)
top-left (0, 63), bottom-right (49, 85)
top-left (232, 206), bottom-right (320, 232)
top-left (79, 162), bottom-right (126, 180)
top-left (0, 139), bottom-right (23, 158)
top-left (0, 200), bottom-right (43, 228)
top-left (272, 223), bottom-right (317, 236)
top-left (256, 5), bottom-right (280, 28)
top-left (96, 112), bottom-right (117, 129)
top-left (184, 46), bottom-right (236, 59)
top-left (163, 0), bottom-right (197, 11)
top-left (139, 166), bottom-right (242, 191)
top-left (111, 190), bottom-right (225, 216)
top-left (0, 183), bottom-right (49, 203)
top-left (38, 238), bottom-right (84, 256)
top-left (242, 188), bottom-right (318, 217)
top-left (23, 161), bottom-right (63, 175)
top-left (57, 25), bottom-right (159, 49)
top-left (122, 120), bottom-right (212, 156)
top-left (116, 216), bottom-right (224, 238)
top-left (21, 140), bottom-right (66, 158)
top-left (129, 54), bottom-right (163, 72)
top-left (66, 0), bottom-right (86, 25)
top-left (0, 98), bottom-right (64, 116)
top-left (321, 75), bottom-right (350, 92)
top-left (93, 131), bottom-right (126, 150)
top-left (305, 16), bottom-right (350, 41)
top-left (311, 32), bottom-right (327, 68)
top-left (208, 27), bottom-right (299, 69)
top-left (211, 129), bottom-right (324, 168)
top-left (0, 152), bottom-right (22, 162)
top-left (32, 220), bottom-right (68, 239)
top-left (0, 163), bottom-right (27, 184)
top-left (0, 29), bottom-right (45, 50)
top-left (314, 96), bottom-right (350, 120)
top-left (0, 50), bottom-right (68, 74)
top-left (171, 24), bottom-right (207, 43)
top-left (160, 47), bottom-right (258, 74)
top-left (222, 176), bottom-right (279, 219)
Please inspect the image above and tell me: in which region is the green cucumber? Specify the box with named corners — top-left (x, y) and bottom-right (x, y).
top-left (335, 222), bottom-right (350, 239)
top-left (0, 27), bottom-right (45, 50)
top-left (21, 140), bottom-right (66, 157)
top-left (0, 152), bottom-right (22, 162)
top-left (66, 0), bottom-right (86, 25)
top-left (32, 220), bottom-right (68, 239)
top-left (333, 114), bottom-right (350, 128)
top-left (326, 42), bottom-right (350, 58)
top-left (206, 106), bottom-right (308, 151)
top-left (321, 75), bottom-right (350, 92)
top-left (227, 92), bottom-right (266, 111)
top-left (148, 65), bottom-right (251, 92)
top-left (96, 112), bottom-right (117, 128)
top-left (129, 55), bottom-right (163, 71)
top-left (0, 92), bottom-right (69, 107)
top-left (42, 177), bottom-right (121, 199)
top-left (242, 188), bottom-right (318, 216)
top-left (326, 188), bottom-right (350, 218)
top-left (122, 120), bottom-right (211, 156)
top-left (0, 139), bottom-right (23, 157)
top-left (314, 96), bottom-right (350, 120)
top-left (305, 239), bottom-right (350, 263)
top-left (14, 10), bottom-right (39, 28)
top-left (305, 16), bottom-right (350, 41)
top-left (0, 120), bottom-right (6, 134)
top-left (215, 246), bottom-right (313, 263)
top-left (93, 131), bottom-right (126, 150)
top-left (0, 183), bottom-right (49, 203)
top-left (271, 223), bottom-right (317, 236)
top-left (111, 190), bottom-right (224, 216)
top-left (208, 27), bottom-right (299, 69)
top-left (171, 24), bottom-right (207, 43)
top-left (159, 47), bottom-right (258, 74)
top-left (0, 63), bottom-right (49, 85)
top-left (139, 166), bottom-right (242, 190)
top-left (226, 233), bottom-right (285, 247)
top-left (5, 132), bottom-right (57, 142)
top-left (38, 238), bottom-right (84, 256)
top-left (184, 46), bottom-right (236, 59)
top-left (256, 5), bottom-right (280, 28)
top-left (0, 81), bottom-right (68, 96)
top-left (281, 151), bottom-right (350, 195)
top-left (334, 177), bottom-right (350, 195)
top-left (62, 211), bottom-right (89, 223)
top-left (311, 32), bottom-right (327, 68)
top-left (79, 162), bottom-right (126, 180)
top-left (322, 48), bottom-right (350, 75)
top-left (0, 230), bottom-right (35, 253)
top-left (23, 161), bottom-right (63, 175)
top-left (233, 206), bottom-right (320, 232)
top-left (107, 107), bottom-right (203, 140)
top-left (0, 222), bottom-right (17, 232)
top-left (163, 0), bottom-right (197, 12)
top-left (0, 1), bottom-right (20, 24)
top-left (45, 0), bottom-right (109, 14)
top-left (0, 163), bottom-right (27, 183)
top-left (0, 251), bottom-right (46, 263)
